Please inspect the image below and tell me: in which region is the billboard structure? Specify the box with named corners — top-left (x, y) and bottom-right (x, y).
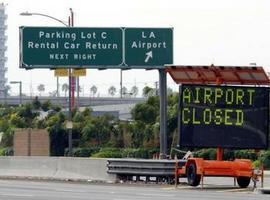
top-left (179, 84), bottom-right (269, 149)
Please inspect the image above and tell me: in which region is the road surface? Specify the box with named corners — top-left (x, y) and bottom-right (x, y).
top-left (0, 179), bottom-right (269, 200)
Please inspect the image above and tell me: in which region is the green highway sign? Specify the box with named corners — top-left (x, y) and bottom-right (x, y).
top-left (20, 27), bottom-right (123, 67)
top-left (20, 27), bottom-right (173, 69)
top-left (125, 28), bottom-right (173, 66)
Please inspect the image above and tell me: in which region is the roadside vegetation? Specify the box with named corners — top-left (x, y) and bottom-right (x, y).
top-left (0, 93), bottom-right (269, 169)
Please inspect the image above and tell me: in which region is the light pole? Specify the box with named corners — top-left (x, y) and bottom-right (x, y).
top-left (20, 12), bottom-right (68, 27)
top-left (20, 10), bottom-right (74, 156)
top-left (68, 8), bottom-right (74, 157)
top-left (120, 69), bottom-right (122, 98)
top-left (120, 69), bottom-right (130, 98)
top-left (10, 81), bottom-right (22, 105)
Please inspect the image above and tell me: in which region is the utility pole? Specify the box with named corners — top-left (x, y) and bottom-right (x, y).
top-left (77, 76), bottom-right (80, 107)
top-left (68, 8), bottom-right (74, 157)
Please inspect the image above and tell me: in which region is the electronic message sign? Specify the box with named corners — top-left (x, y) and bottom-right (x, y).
top-left (179, 84), bottom-right (269, 149)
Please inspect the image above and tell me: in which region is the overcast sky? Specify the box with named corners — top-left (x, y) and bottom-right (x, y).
top-left (4, 0), bottom-right (270, 96)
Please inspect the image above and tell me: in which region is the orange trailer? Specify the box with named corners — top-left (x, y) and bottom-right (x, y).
top-left (175, 157), bottom-right (254, 188)
top-left (167, 65), bottom-right (269, 188)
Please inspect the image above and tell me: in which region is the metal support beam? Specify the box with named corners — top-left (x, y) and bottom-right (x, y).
top-left (19, 82), bottom-right (22, 105)
top-left (56, 76), bottom-right (59, 104)
top-left (120, 69), bottom-right (123, 98)
top-left (77, 77), bottom-right (80, 107)
top-left (68, 68), bottom-right (72, 156)
top-left (159, 69), bottom-right (167, 159)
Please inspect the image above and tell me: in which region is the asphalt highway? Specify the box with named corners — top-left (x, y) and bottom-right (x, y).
top-left (0, 179), bottom-right (269, 200)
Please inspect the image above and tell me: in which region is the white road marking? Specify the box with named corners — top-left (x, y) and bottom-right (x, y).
top-left (139, 193), bottom-right (175, 197)
top-left (0, 193), bottom-right (34, 197)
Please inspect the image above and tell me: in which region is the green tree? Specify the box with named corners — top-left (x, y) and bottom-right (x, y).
top-left (121, 86), bottom-right (128, 97)
top-left (130, 85), bottom-right (139, 97)
top-left (9, 113), bottom-right (25, 128)
top-left (4, 85), bottom-right (11, 97)
top-left (41, 100), bottom-right (51, 111)
top-left (108, 86), bottom-right (116, 97)
top-left (167, 87), bottom-right (174, 96)
top-left (131, 96), bottom-right (159, 124)
top-left (46, 112), bottom-right (67, 156)
top-left (37, 84), bottom-right (45, 96)
top-left (62, 83), bottom-right (69, 97)
top-left (81, 115), bottom-right (115, 147)
top-left (17, 103), bottom-right (38, 127)
top-left (32, 96), bottom-right (41, 110)
top-left (49, 90), bottom-right (57, 97)
top-left (142, 86), bottom-right (155, 97)
top-left (90, 85), bottom-right (98, 97)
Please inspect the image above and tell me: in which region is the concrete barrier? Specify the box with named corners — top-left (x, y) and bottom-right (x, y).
top-left (0, 157), bottom-right (116, 183)
top-left (0, 156), bottom-right (269, 186)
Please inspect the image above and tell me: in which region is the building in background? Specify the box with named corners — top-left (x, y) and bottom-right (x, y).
top-left (0, 3), bottom-right (7, 97)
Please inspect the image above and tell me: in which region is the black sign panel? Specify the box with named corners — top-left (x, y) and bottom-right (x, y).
top-left (179, 84), bottom-right (269, 149)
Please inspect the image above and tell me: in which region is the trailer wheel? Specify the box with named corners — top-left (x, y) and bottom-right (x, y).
top-left (237, 177), bottom-right (251, 188)
top-left (187, 163), bottom-right (201, 186)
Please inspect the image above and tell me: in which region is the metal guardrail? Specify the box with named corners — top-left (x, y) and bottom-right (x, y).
top-left (0, 97), bottom-right (146, 107)
top-left (107, 159), bottom-right (186, 177)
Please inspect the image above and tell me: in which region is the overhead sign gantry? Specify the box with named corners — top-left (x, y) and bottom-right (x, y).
top-left (19, 27), bottom-right (173, 68)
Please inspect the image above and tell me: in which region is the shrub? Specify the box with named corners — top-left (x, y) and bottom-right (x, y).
top-left (0, 147), bottom-right (13, 156)
top-left (122, 148), bottom-right (149, 158)
top-left (259, 150), bottom-right (270, 169)
top-left (193, 149), bottom-right (260, 161)
top-left (193, 149), bottom-right (216, 160)
top-left (41, 100), bottom-right (51, 111)
top-left (90, 148), bottom-right (156, 159)
top-left (72, 147), bottom-right (100, 157)
top-left (91, 148), bottom-right (122, 158)
top-left (253, 160), bottom-right (262, 169)
top-left (234, 150), bottom-right (258, 160)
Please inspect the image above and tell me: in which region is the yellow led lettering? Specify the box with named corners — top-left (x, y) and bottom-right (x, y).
top-left (203, 109), bottom-right (211, 124)
top-left (192, 108), bottom-right (200, 124)
top-left (235, 109), bottom-right (243, 126)
top-left (182, 108), bottom-right (190, 124)
top-left (225, 89), bottom-right (234, 105)
top-left (194, 87), bottom-right (200, 103)
top-left (247, 89), bottom-right (255, 105)
top-left (214, 88), bottom-right (223, 104)
top-left (236, 89), bottom-right (244, 105)
top-left (214, 109), bottom-right (222, 125)
top-left (224, 109), bottom-right (233, 125)
top-left (204, 88), bottom-right (213, 104)
top-left (183, 88), bottom-right (191, 103)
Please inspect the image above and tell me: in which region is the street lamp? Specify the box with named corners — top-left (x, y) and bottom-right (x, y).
top-left (20, 10), bottom-right (74, 156)
top-left (10, 81), bottom-right (22, 105)
top-left (20, 12), bottom-right (68, 27)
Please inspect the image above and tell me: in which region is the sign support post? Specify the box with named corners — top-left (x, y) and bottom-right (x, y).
top-left (159, 69), bottom-right (167, 159)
